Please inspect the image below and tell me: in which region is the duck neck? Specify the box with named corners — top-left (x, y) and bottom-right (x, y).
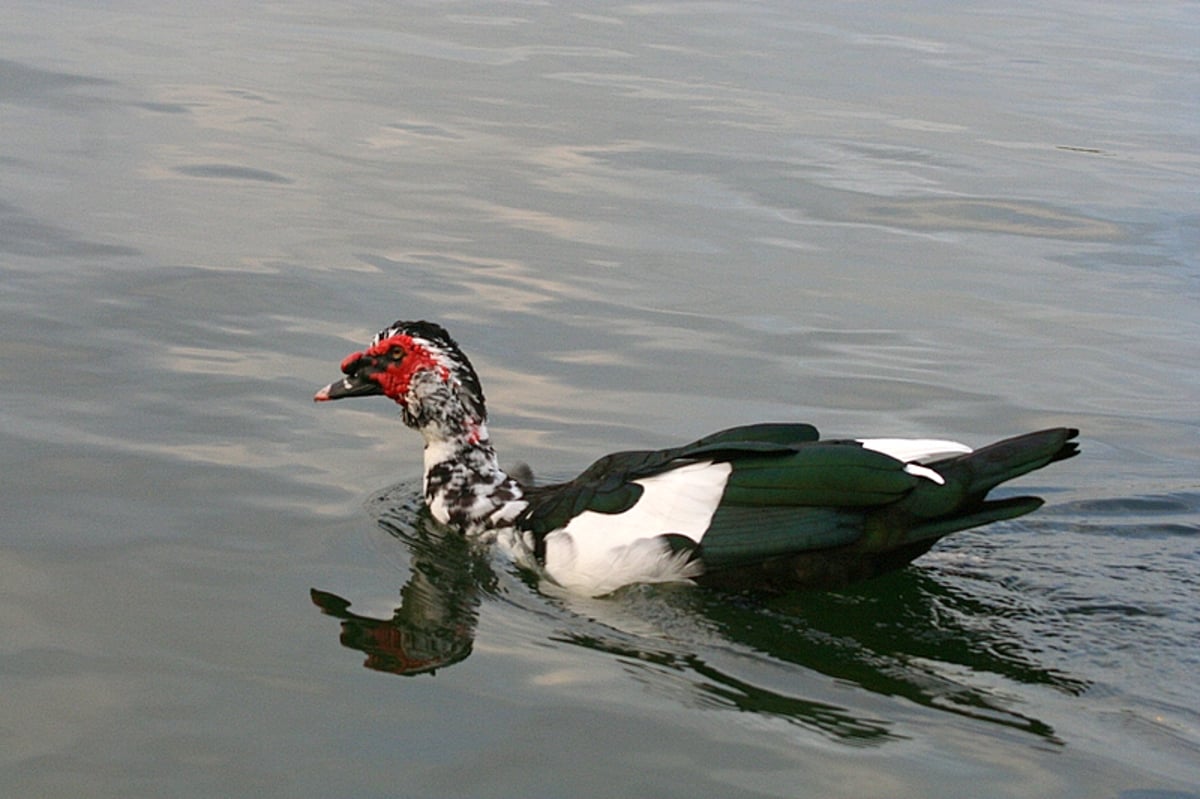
top-left (421, 424), bottom-right (526, 535)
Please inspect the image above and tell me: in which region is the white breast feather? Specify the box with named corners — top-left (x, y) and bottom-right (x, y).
top-left (856, 438), bottom-right (972, 486)
top-left (542, 460), bottom-right (732, 596)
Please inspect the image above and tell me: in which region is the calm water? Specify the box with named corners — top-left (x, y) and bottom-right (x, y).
top-left (3, 1), bottom-right (1198, 796)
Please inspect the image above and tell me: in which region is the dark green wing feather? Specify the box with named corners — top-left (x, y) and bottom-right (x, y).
top-left (517, 424), bottom-right (915, 551)
top-left (699, 505), bottom-right (863, 568)
top-left (698, 429), bottom-right (1078, 589)
top-left (695, 443), bottom-right (920, 569)
top-left (517, 423), bottom-right (822, 538)
top-left (719, 445), bottom-right (918, 507)
top-left (685, 422), bottom-right (819, 449)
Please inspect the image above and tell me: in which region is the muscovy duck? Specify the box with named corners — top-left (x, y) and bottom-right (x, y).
top-left (315, 320), bottom-right (1078, 596)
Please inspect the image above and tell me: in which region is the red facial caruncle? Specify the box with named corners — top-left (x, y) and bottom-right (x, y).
top-left (355, 334), bottom-right (451, 401)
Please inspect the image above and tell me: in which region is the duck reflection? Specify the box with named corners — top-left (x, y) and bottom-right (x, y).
top-left (311, 488), bottom-right (493, 676)
top-left (313, 485), bottom-right (1085, 743)
top-left (616, 570), bottom-right (1085, 743)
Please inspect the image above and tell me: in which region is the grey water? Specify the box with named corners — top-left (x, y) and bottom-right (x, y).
top-left (2, 1), bottom-right (1198, 796)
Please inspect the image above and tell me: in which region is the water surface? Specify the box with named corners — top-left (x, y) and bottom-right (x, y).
top-left (2, 2), bottom-right (1198, 797)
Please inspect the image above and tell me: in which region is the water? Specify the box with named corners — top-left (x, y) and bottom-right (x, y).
top-left (2, 1), bottom-right (1198, 796)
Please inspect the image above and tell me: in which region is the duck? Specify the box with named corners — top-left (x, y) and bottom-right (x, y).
top-left (315, 320), bottom-right (1078, 596)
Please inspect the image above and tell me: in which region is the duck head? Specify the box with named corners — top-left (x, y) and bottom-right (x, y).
top-left (315, 320), bottom-right (488, 443)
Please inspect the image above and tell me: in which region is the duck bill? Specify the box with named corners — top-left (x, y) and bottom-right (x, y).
top-left (314, 372), bottom-right (384, 402)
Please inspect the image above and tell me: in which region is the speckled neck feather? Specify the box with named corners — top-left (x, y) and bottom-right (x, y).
top-left (369, 321), bottom-right (527, 534)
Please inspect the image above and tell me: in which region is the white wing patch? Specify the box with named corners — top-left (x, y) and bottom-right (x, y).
top-left (857, 437), bottom-right (972, 486)
top-left (902, 463), bottom-right (947, 484)
top-left (857, 438), bottom-right (973, 463)
top-left (541, 460), bottom-right (732, 596)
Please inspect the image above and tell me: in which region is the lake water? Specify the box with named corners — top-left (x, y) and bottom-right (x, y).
top-left (2, 1), bottom-right (1198, 796)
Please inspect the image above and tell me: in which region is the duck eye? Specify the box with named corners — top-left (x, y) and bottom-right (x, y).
top-left (388, 346), bottom-right (405, 361)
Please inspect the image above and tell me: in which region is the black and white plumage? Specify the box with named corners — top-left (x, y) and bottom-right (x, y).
top-left (316, 320), bottom-right (1079, 596)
